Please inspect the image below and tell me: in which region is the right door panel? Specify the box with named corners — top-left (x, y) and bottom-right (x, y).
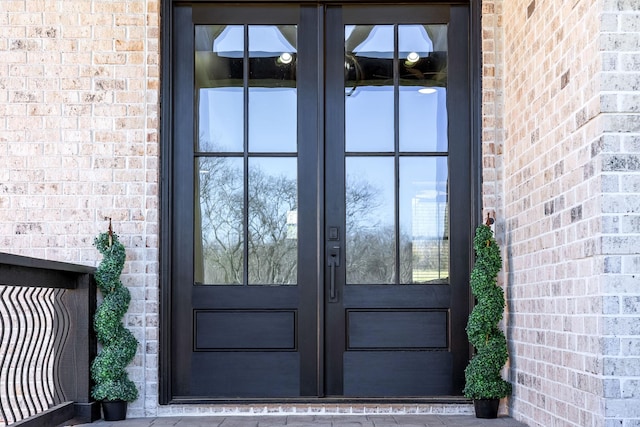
top-left (324, 4), bottom-right (471, 397)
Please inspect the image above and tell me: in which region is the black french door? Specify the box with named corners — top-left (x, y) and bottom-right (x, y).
top-left (165, 2), bottom-right (473, 401)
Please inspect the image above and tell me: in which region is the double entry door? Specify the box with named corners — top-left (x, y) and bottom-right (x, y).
top-left (168, 2), bottom-right (472, 401)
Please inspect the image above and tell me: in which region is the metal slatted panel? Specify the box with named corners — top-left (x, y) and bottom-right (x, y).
top-left (0, 285), bottom-right (68, 426)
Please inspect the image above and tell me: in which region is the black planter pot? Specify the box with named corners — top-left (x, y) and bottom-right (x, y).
top-left (474, 398), bottom-right (500, 419)
top-left (102, 400), bottom-right (128, 421)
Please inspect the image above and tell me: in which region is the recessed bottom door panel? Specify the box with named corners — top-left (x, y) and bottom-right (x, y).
top-left (343, 351), bottom-right (452, 396)
top-left (191, 352), bottom-right (300, 397)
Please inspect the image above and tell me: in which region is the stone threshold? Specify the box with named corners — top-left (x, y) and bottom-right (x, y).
top-left (154, 399), bottom-right (478, 417)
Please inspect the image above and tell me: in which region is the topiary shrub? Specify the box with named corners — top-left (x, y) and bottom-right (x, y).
top-left (91, 224), bottom-right (139, 402)
top-left (463, 221), bottom-right (512, 400)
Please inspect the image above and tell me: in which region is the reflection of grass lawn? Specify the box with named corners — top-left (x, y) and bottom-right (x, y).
top-left (412, 270), bottom-right (449, 282)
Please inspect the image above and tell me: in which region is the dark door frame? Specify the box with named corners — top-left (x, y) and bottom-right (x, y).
top-left (159, 0), bottom-right (483, 405)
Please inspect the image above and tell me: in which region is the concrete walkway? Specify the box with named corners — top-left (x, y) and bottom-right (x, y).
top-left (68, 414), bottom-right (527, 427)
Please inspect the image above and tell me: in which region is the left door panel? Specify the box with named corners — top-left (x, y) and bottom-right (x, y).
top-left (169, 5), bottom-right (320, 399)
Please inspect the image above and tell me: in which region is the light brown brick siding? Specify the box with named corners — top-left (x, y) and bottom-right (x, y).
top-left (485, 0), bottom-right (640, 425)
top-left (0, 0), bottom-right (160, 416)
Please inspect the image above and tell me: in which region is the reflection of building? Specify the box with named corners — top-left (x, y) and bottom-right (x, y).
top-left (410, 191), bottom-right (448, 283)
top-left (286, 210), bottom-right (297, 240)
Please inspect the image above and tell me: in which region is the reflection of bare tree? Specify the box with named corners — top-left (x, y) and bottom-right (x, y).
top-left (345, 177), bottom-right (380, 231)
top-left (198, 157), bottom-right (244, 284)
top-left (197, 156), bottom-right (448, 286)
top-left (248, 163), bottom-right (297, 284)
top-left (346, 176), bottom-right (449, 285)
top-left (347, 225), bottom-right (396, 284)
top-left (345, 177), bottom-right (397, 284)
top-left (197, 156), bottom-right (298, 285)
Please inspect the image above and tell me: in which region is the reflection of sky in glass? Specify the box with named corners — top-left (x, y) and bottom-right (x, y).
top-left (199, 88), bottom-right (243, 152)
top-left (346, 87), bottom-right (394, 152)
top-left (345, 87), bottom-right (447, 153)
top-left (201, 85), bottom-right (446, 153)
top-left (399, 87), bottom-right (447, 152)
top-left (249, 88), bottom-right (297, 153)
top-left (250, 157), bottom-right (297, 182)
top-left (346, 157), bottom-right (394, 227)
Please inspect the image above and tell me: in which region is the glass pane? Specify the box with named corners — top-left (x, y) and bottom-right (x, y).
top-left (195, 157), bottom-right (244, 284)
top-left (248, 25), bottom-right (297, 153)
top-left (399, 157), bottom-right (449, 284)
top-left (248, 157), bottom-right (298, 285)
top-left (195, 25), bottom-right (244, 152)
top-left (399, 25), bottom-right (448, 152)
top-left (345, 25), bottom-right (394, 152)
top-left (346, 157), bottom-right (395, 284)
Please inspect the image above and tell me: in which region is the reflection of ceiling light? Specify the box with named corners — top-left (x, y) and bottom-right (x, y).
top-left (406, 51), bottom-right (420, 63)
top-left (418, 87), bottom-right (437, 94)
top-left (278, 52), bottom-right (293, 64)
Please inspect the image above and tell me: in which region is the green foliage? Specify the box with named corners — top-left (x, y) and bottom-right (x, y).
top-left (91, 231), bottom-right (139, 402)
top-left (92, 380), bottom-right (138, 403)
top-left (463, 224), bottom-right (512, 400)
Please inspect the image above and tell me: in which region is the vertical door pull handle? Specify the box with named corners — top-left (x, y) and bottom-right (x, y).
top-left (327, 245), bottom-right (340, 302)
top-left (329, 258), bottom-right (336, 300)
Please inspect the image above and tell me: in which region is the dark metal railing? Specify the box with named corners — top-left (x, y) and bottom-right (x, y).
top-left (0, 253), bottom-right (100, 427)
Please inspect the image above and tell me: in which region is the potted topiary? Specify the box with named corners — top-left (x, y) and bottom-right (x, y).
top-left (463, 215), bottom-right (512, 418)
top-left (91, 220), bottom-right (139, 421)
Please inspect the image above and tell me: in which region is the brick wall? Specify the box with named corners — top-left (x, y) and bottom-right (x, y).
top-left (499, 0), bottom-right (605, 424)
top-left (480, 0), bottom-right (508, 417)
top-left (0, 0), bottom-right (160, 417)
top-left (488, 0), bottom-right (640, 425)
top-left (480, 0), bottom-right (504, 222)
top-left (599, 1), bottom-right (640, 425)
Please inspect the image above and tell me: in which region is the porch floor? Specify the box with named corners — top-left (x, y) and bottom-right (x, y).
top-left (66, 414), bottom-right (527, 427)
